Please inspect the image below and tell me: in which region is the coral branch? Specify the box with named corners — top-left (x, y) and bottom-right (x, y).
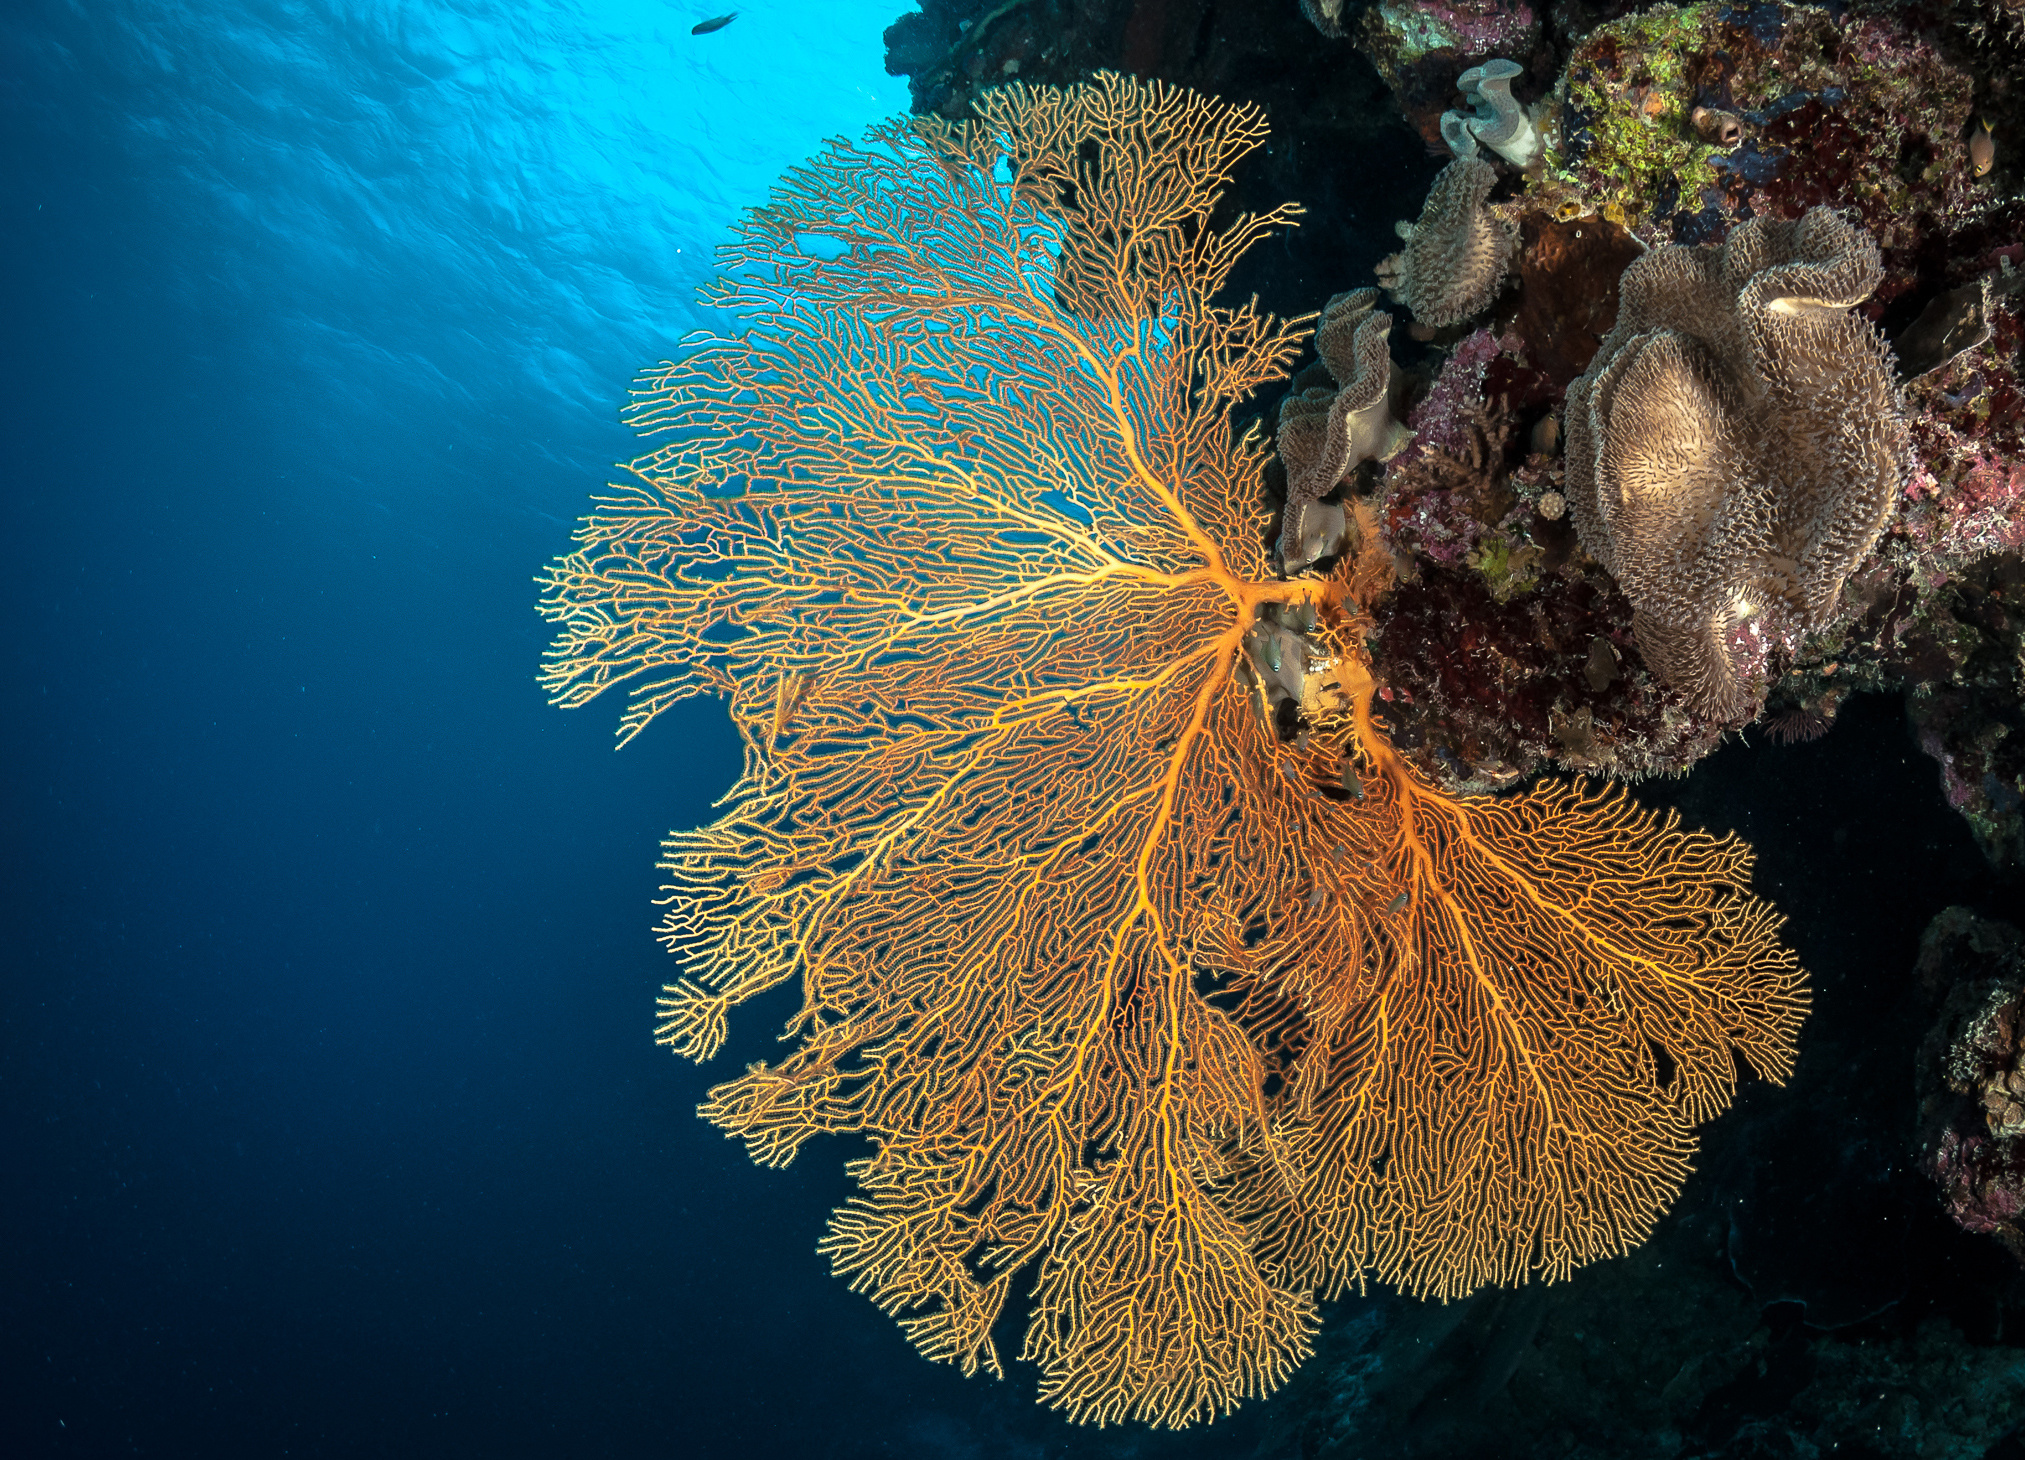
top-left (538, 75), bottom-right (1806, 1428)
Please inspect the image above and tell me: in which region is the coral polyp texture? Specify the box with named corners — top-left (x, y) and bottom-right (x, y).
top-left (1378, 156), bottom-right (1516, 328)
top-left (1563, 207), bottom-right (1909, 722)
top-left (1274, 287), bottom-right (1412, 572)
top-left (1918, 908), bottom-right (2025, 1264)
top-left (539, 76), bottom-right (1806, 1427)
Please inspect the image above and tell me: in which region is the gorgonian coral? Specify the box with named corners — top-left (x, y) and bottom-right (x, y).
top-left (539, 75), bottom-right (1805, 1428)
top-left (1562, 207), bottom-right (1910, 721)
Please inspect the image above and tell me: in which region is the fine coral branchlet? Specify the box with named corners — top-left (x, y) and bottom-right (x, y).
top-left (539, 75), bottom-right (1807, 1429)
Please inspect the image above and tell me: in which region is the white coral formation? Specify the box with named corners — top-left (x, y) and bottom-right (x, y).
top-left (1376, 158), bottom-right (1515, 329)
top-left (1563, 208), bottom-right (1911, 721)
top-left (1274, 287), bottom-right (1412, 572)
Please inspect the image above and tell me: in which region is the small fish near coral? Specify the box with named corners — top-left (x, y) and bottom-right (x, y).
top-left (690, 11), bottom-right (736, 35)
top-left (540, 75), bottom-right (1806, 1428)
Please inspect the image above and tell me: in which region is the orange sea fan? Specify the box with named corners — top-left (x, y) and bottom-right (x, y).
top-left (536, 74), bottom-right (1806, 1428)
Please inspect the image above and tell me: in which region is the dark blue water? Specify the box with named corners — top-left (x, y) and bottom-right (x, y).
top-left (6, 3), bottom-right (2016, 1458)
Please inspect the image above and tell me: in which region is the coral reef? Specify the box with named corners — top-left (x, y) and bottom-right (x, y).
top-left (849, 1), bottom-right (2025, 1447)
top-left (1896, 264), bottom-right (2025, 580)
top-left (1756, 259), bottom-right (2025, 867)
top-left (1760, 548), bottom-right (2025, 870)
top-left (1508, 211), bottom-right (1647, 387)
top-left (1376, 156), bottom-right (1517, 328)
top-left (588, 0), bottom-right (2025, 1443)
top-left (1363, 326), bottom-right (1728, 788)
top-left (1356, 0), bottom-right (1543, 152)
top-left (1918, 907), bottom-right (2025, 1264)
top-left (1549, 2), bottom-right (1986, 253)
top-left (1563, 207), bottom-right (1911, 722)
top-left (1208, 0), bottom-right (2025, 813)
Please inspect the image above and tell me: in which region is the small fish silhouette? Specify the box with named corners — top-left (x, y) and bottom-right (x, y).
top-left (692, 11), bottom-right (737, 34)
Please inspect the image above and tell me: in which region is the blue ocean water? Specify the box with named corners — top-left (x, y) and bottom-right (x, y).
top-left (6, 2), bottom-right (2016, 1458)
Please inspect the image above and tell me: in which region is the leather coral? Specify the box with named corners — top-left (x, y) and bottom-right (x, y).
top-left (539, 75), bottom-right (1805, 1429)
top-left (1441, 60), bottom-right (1541, 168)
top-left (1274, 287), bottom-right (1412, 572)
top-left (1376, 157), bottom-right (1515, 328)
top-left (1563, 208), bottom-right (1910, 721)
